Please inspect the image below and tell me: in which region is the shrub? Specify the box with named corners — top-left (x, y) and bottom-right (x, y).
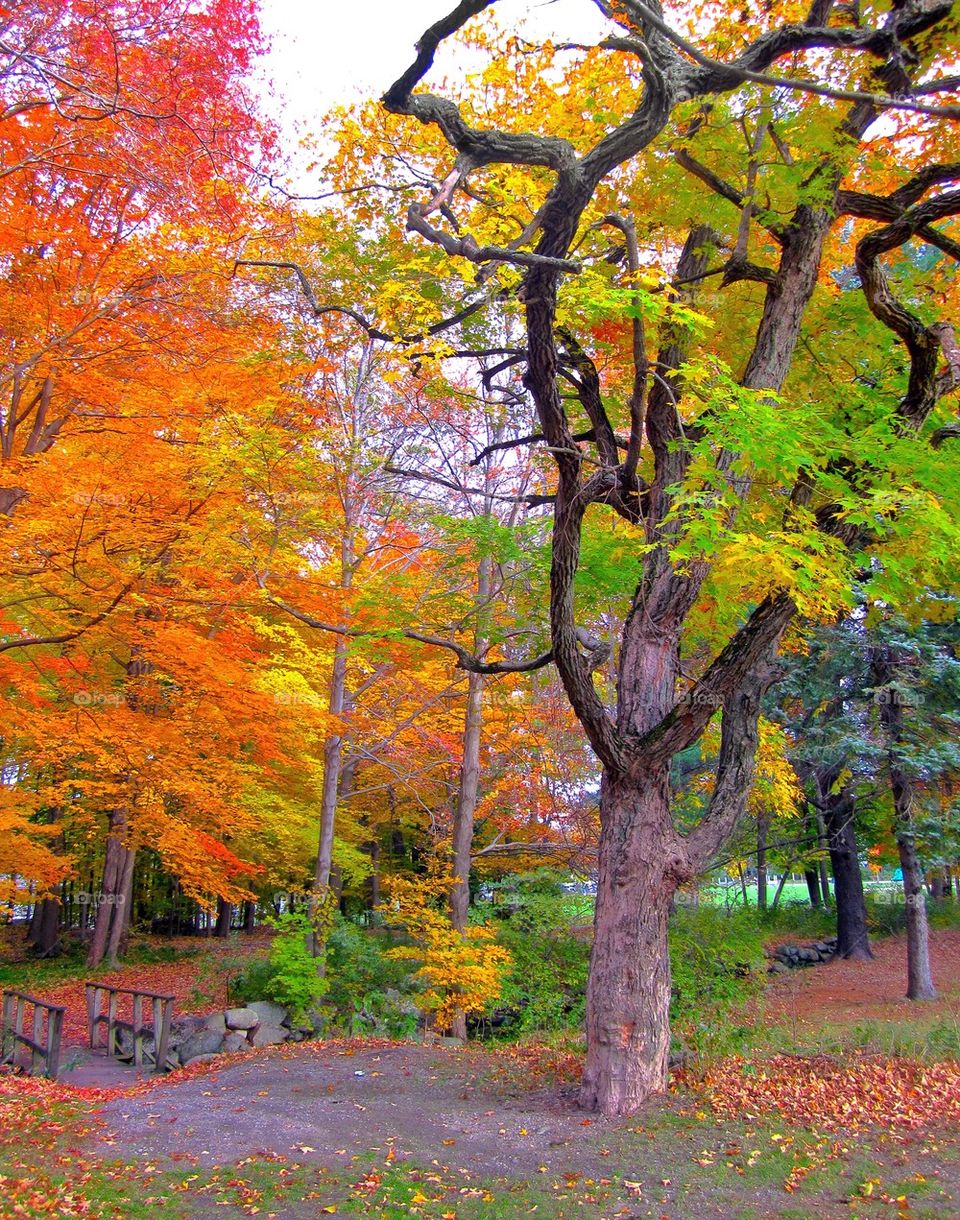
top-left (489, 872), bottom-right (590, 1035)
top-left (325, 917), bottom-right (420, 1037)
top-left (231, 912), bottom-right (326, 1023)
top-left (669, 906), bottom-right (767, 1068)
top-left (382, 868), bottom-right (511, 1033)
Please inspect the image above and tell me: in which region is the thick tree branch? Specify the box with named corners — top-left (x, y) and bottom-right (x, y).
top-left (855, 190), bottom-right (960, 426)
top-left (630, 591), bottom-right (796, 771)
top-left (685, 662), bottom-right (775, 871)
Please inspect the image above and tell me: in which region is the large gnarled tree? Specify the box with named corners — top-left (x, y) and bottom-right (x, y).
top-left (364, 0), bottom-right (960, 1114)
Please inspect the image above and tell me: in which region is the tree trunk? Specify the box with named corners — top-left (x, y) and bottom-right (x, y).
top-left (242, 900), bottom-right (256, 932)
top-left (897, 826), bottom-right (937, 1000)
top-left (771, 861), bottom-right (796, 912)
top-left (449, 665), bottom-right (485, 1040)
top-left (737, 862), bottom-right (750, 907)
top-left (106, 842), bottom-right (135, 965)
top-left (448, 548), bottom-right (492, 1041)
top-left (822, 787), bottom-right (872, 960)
top-left (756, 810), bottom-right (770, 912)
top-left (311, 631), bottom-right (348, 932)
top-left (87, 811), bottom-right (127, 968)
top-left (214, 898), bottom-right (232, 938)
top-left (815, 808), bottom-right (832, 907)
top-left (28, 897), bottom-right (61, 957)
top-left (872, 642), bottom-right (937, 1000)
top-left (805, 867), bottom-right (822, 908)
top-left (580, 770), bottom-right (677, 1114)
top-left (368, 839), bottom-right (381, 911)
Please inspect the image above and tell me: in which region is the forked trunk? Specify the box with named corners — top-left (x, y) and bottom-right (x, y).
top-left (87, 810), bottom-right (130, 968)
top-left (580, 770), bottom-right (676, 1115)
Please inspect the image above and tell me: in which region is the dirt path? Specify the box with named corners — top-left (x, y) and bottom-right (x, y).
top-left (765, 927), bottom-right (960, 1030)
top-left (92, 1042), bottom-right (607, 1180)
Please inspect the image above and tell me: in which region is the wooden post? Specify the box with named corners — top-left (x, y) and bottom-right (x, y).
top-left (155, 997), bottom-right (171, 1072)
top-left (47, 1007), bottom-right (63, 1079)
top-left (132, 993), bottom-right (143, 1069)
top-left (107, 990), bottom-right (118, 1056)
top-left (31, 1005), bottom-right (43, 1074)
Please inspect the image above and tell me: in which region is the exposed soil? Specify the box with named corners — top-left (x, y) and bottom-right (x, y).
top-left (764, 927), bottom-right (960, 1029)
top-left (92, 1042), bottom-right (606, 1179)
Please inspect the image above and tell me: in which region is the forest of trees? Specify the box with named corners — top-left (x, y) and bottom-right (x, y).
top-left (2, 0), bottom-right (959, 1116)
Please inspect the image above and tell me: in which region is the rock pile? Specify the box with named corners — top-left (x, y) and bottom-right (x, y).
top-left (115, 999), bottom-right (321, 1070)
top-left (767, 936), bottom-right (838, 973)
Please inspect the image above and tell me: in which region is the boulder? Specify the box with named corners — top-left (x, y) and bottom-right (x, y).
top-left (225, 1007), bottom-right (259, 1031)
top-left (249, 1000), bottom-right (289, 1027)
top-left (182, 1052), bottom-right (221, 1068)
top-left (180, 1028), bottom-right (226, 1064)
top-left (768, 960), bottom-right (789, 974)
top-left (249, 1022), bottom-right (288, 1048)
top-left (203, 1012), bottom-right (227, 1035)
top-left (222, 1032), bottom-right (250, 1053)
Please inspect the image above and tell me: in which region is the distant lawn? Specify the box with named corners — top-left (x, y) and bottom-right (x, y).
top-left (697, 882), bottom-right (813, 908)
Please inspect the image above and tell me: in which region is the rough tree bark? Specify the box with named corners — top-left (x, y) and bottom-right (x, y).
top-left (27, 897), bottom-right (61, 957)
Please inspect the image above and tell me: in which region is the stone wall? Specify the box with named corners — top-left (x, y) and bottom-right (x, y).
top-left (115, 999), bottom-right (321, 1070)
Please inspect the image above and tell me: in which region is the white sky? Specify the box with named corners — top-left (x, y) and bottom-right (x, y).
top-left (256, 0), bottom-right (609, 180)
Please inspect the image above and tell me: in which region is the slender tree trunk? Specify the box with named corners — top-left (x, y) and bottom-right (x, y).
top-left (897, 819), bottom-right (936, 1000)
top-left (449, 666), bottom-right (485, 1039)
top-left (737, 862), bottom-right (750, 907)
top-left (580, 769), bottom-right (676, 1114)
top-left (448, 550), bottom-right (492, 1041)
top-left (897, 829), bottom-right (937, 999)
top-left (368, 839), bottom-right (381, 911)
top-left (311, 631), bottom-right (348, 931)
top-left (242, 900), bottom-right (256, 932)
top-left (873, 643), bottom-right (937, 1000)
top-left (805, 867), bottom-right (822, 908)
top-left (822, 786), bottom-right (872, 960)
top-left (815, 808), bottom-right (832, 907)
top-left (771, 860), bottom-right (796, 912)
top-left (756, 809), bottom-right (770, 912)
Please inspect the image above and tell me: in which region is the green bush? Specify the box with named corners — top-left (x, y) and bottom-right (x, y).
top-left (231, 913), bottom-right (326, 1023)
top-left (324, 917), bottom-right (421, 1037)
top-left (754, 898), bottom-right (836, 942)
top-left (488, 872), bottom-right (590, 1035)
top-left (669, 906), bottom-right (767, 1068)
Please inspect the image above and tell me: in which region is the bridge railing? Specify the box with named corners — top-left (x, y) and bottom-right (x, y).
top-left (85, 982), bottom-right (174, 1073)
top-left (1, 990), bottom-right (65, 1079)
